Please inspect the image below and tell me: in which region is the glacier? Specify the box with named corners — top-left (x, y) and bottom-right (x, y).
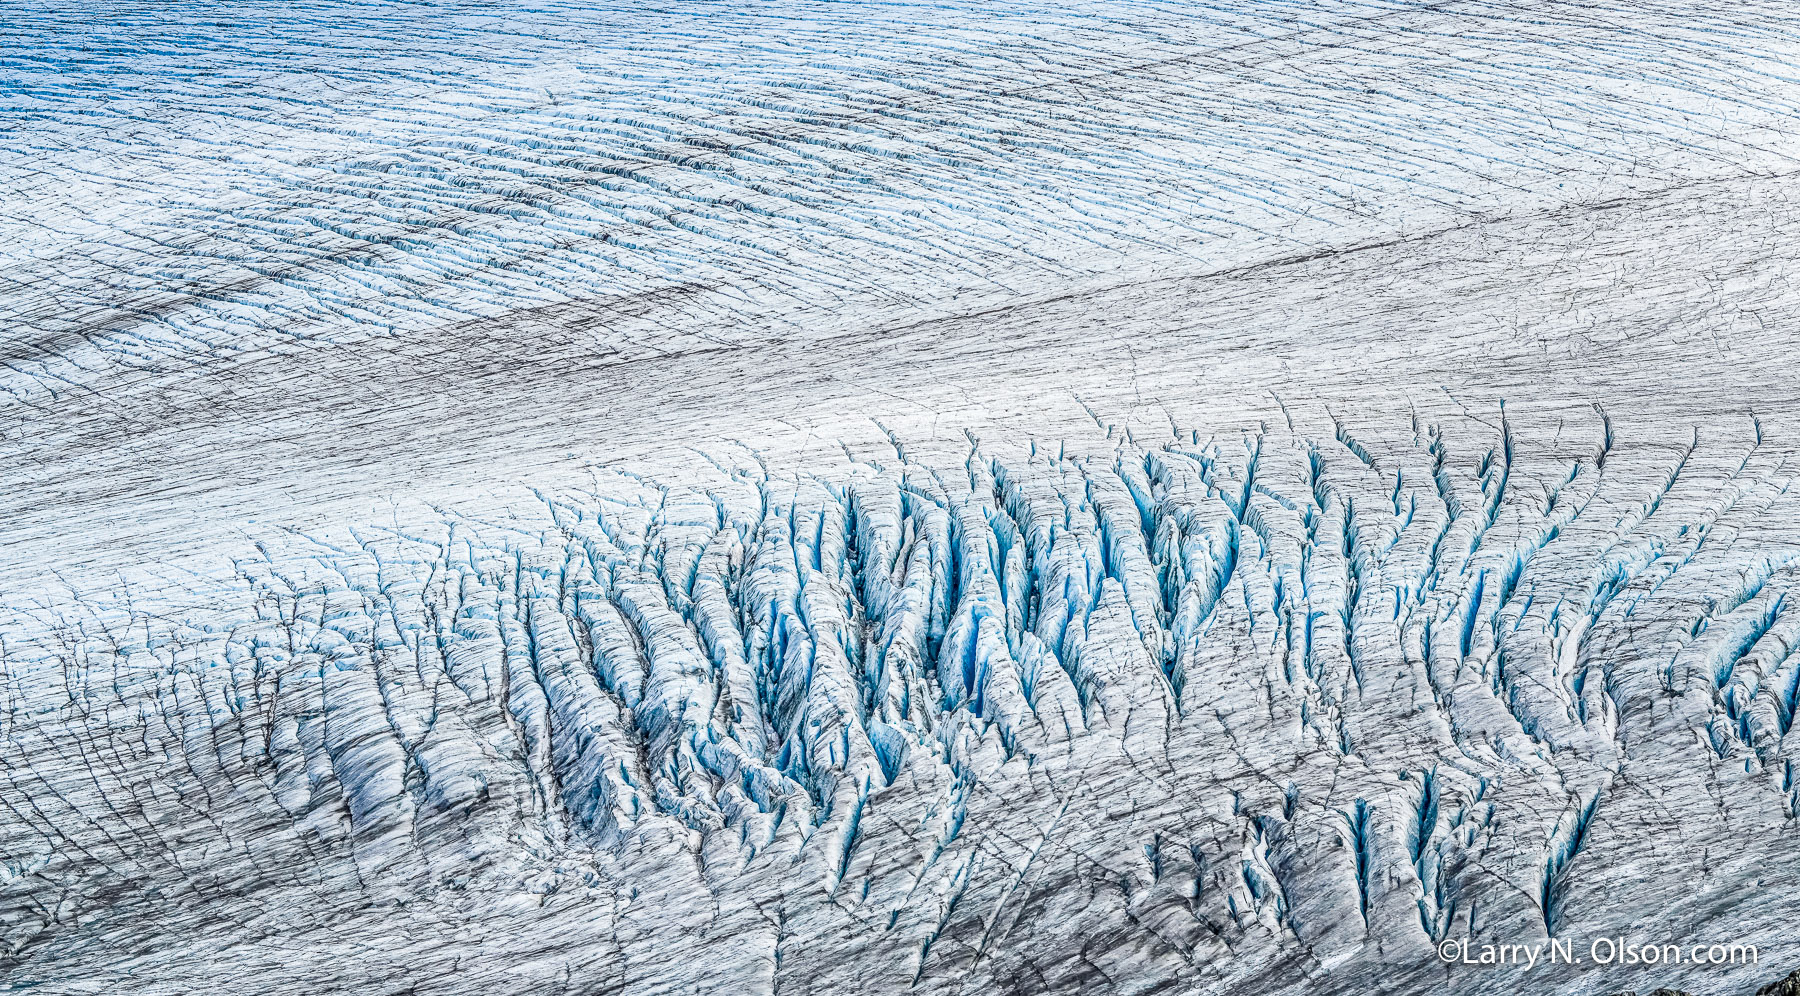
top-left (4, 1), bottom-right (1800, 994)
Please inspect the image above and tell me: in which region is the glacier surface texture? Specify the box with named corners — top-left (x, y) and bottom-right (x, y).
top-left (4, 1), bottom-right (1800, 994)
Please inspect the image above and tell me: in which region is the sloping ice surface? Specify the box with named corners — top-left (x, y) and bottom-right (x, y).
top-left (4, 1), bottom-right (1800, 993)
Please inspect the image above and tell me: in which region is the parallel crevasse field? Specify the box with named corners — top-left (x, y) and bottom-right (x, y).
top-left (4, 2), bottom-right (1800, 994)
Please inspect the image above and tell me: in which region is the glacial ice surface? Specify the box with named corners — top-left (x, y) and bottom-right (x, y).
top-left (4, 1), bottom-right (1800, 994)
top-left (7, 419), bottom-right (1800, 994)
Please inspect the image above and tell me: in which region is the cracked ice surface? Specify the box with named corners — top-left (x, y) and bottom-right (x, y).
top-left (7, 0), bottom-right (1800, 395)
top-left (5, 1), bottom-right (1800, 994)
top-left (9, 420), bottom-right (1800, 996)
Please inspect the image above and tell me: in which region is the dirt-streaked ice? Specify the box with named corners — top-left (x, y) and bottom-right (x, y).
top-left (4, 1), bottom-right (1800, 994)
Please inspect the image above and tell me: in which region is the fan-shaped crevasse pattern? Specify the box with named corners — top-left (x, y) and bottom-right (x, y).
top-left (3, 413), bottom-right (1797, 994)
